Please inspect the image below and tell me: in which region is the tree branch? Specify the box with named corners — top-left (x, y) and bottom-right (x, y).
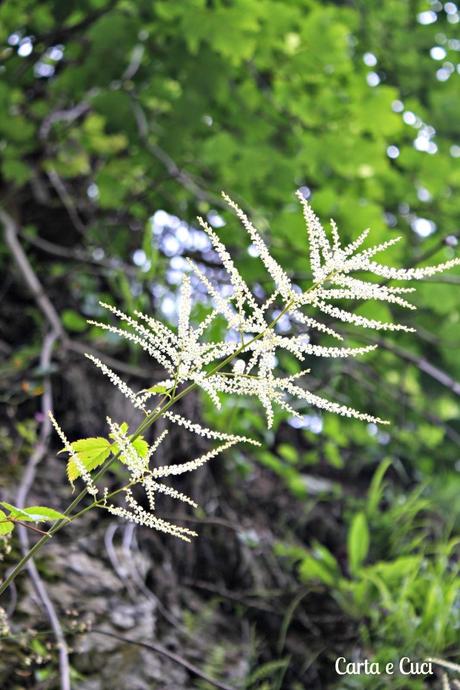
top-left (1, 207), bottom-right (154, 380)
top-left (1, 208), bottom-right (64, 337)
top-left (89, 629), bottom-right (236, 690)
top-left (14, 328), bottom-right (71, 690)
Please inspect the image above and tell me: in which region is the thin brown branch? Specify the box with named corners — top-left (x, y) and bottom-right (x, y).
top-left (46, 168), bottom-right (87, 234)
top-left (89, 629), bottom-right (237, 690)
top-left (19, 229), bottom-right (138, 276)
top-left (131, 98), bottom-right (224, 207)
top-left (39, 101), bottom-right (92, 141)
top-left (14, 329), bottom-right (71, 690)
top-left (13, 521), bottom-right (50, 537)
top-left (1, 208), bottom-right (64, 337)
top-left (2, 207), bottom-right (155, 380)
top-left (361, 335), bottom-right (460, 396)
top-left (68, 340), bottom-right (153, 380)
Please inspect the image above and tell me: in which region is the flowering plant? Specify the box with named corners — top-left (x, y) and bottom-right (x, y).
top-left (1, 191), bottom-right (459, 592)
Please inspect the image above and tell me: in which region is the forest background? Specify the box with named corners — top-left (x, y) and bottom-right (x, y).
top-left (0, 1), bottom-right (460, 689)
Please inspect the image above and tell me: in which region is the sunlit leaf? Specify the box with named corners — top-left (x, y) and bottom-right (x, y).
top-left (348, 512), bottom-right (370, 575)
top-left (64, 437), bottom-right (111, 482)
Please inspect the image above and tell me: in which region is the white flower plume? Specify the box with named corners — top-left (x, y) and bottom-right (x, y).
top-left (85, 191), bottom-right (459, 430)
top-left (51, 190), bottom-right (459, 540)
top-left (103, 417), bottom-right (248, 541)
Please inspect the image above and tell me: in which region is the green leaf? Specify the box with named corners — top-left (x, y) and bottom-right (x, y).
top-left (61, 309), bottom-right (88, 333)
top-left (132, 437), bottom-right (149, 458)
top-left (109, 423), bottom-right (149, 463)
top-left (278, 443), bottom-right (297, 463)
top-left (348, 512), bottom-right (370, 575)
top-left (22, 506), bottom-right (69, 522)
top-left (0, 501), bottom-right (34, 521)
top-left (144, 384), bottom-right (172, 398)
top-left (299, 554), bottom-right (337, 586)
top-left (0, 509), bottom-right (14, 535)
top-left (367, 458), bottom-right (392, 515)
top-left (312, 542), bottom-right (340, 573)
top-left (2, 158), bottom-right (32, 185)
top-left (64, 437), bottom-right (111, 482)
top-left (246, 658), bottom-right (290, 686)
top-left (0, 522), bottom-right (14, 536)
top-left (0, 502), bottom-right (68, 523)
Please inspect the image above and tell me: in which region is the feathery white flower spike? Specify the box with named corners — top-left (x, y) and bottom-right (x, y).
top-left (86, 193), bottom-right (460, 430)
top-left (222, 191), bottom-right (294, 300)
top-left (163, 410), bottom-right (261, 446)
top-left (296, 190), bottom-right (332, 280)
top-left (85, 354), bottom-right (149, 411)
top-left (98, 419), bottom-right (246, 540)
top-left (152, 440), bottom-right (238, 478)
top-left (107, 490), bottom-right (197, 542)
top-left (106, 417), bottom-right (147, 481)
top-left (367, 258), bottom-right (460, 281)
top-left (197, 215), bottom-right (262, 322)
top-left (178, 274), bottom-right (192, 345)
top-left (145, 478), bottom-right (198, 509)
top-left (57, 188), bottom-right (459, 541)
top-left (87, 317), bottom-right (176, 375)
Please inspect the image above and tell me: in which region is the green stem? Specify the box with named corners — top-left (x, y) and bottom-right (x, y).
top-left (0, 278), bottom-right (325, 596)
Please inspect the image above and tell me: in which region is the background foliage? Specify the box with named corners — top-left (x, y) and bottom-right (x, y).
top-left (0, 1), bottom-right (459, 688)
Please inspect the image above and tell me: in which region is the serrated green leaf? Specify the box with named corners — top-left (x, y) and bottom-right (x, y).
top-left (132, 437), bottom-right (149, 458)
top-left (22, 506), bottom-right (69, 522)
top-left (0, 522), bottom-right (14, 536)
top-left (0, 501), bottom-right (34, 521)
top-left (65, 437), bottom-right (111, 482)
top-left (0, 509), bottom-right (15, 535)
top-left (0, 502), bottom-right (68, 523)
top-left (67, 427), bottom-right (149, 481)
top-left (109, 422), bottom-right (149, 463)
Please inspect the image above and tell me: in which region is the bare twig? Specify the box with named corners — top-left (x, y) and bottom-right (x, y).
top-left (343, 358), bottom-right (460, 445)
top-left (2, 207), bottom-right (80, 690)
top-left (69, 340), bottom-right (153, 380)
top-left (15, 329), bottom-right (71, 690)
top-left (13, 521), bottom-right (50, 536)
top-left (0, 339), bottom-right (12, 355)
top-left (46, 168), bottom-right (87, 234)
top-left (376, 337), bottom-right (460, 396)
top-left (131, 99), bottom-right (223, 207)
top-left (337, 320), bottom-right (460, 399)
top-left (39, 101), bottom-right (92, 142)
top-left (2, 207), bottom-right (154, 381)
top-left (89, 629), bottom-right (237, 690)
top-left (122, 44), bottom-right (145, 81)
top-left (19, 229), bottom-right (138, 276)
top-left (104, 523), bottom-right (189, 632)
top-left (185, 579), bottom-right (278, 614)
top-left (1, 209), bottom-right (64, 337)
